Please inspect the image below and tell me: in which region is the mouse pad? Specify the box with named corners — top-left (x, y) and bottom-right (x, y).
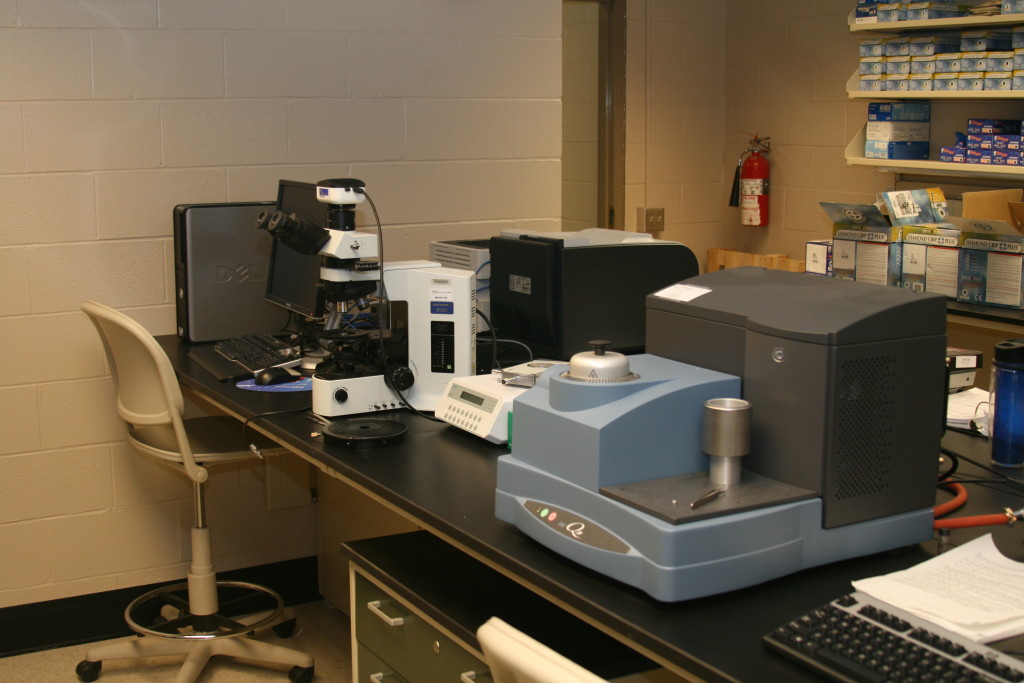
top-left (235, 377), bottom-right (312, 392)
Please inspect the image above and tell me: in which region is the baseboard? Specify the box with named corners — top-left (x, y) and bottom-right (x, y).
top-left (0, 556), bottom-right (319, 659)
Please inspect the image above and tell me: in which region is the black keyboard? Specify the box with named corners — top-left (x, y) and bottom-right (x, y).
top-left (213, 333), bottom-right (301, 373)
top-left (764, 591), bottom-right (1024, 682)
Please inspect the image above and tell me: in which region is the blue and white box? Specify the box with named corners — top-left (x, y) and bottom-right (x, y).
top-left (940, 145), bottom-right (966, 162)
top-left (866, 120), bottom-right (930, 141)
top-left (885, 76), bottom-right (910, 92)
top-left (934, 53), bottom-right (961, 72)
top-left (952, 217), bottom-right (1024, 309)
top-left (957, 72), bottom-right (985, 91)
top-left (867, 102), bottom-right (931, 121)
top-left (856, 4), bottom-right (879, 22)
top-left (911, 55), bottom-right (936, 74)
top-left (804, 239), bottom-right (833, 276)
top-left (908, 74), bottom-right (934, 91)
top-left (988, 51), bottom-right (1015, 71)
top-left (860, 74), bottom-right (885, 91)
top-left (860, 56), bottom-right (886, 75)
top-left (860, 38), bottom-right (886, 57)
top-left (877, 3), bottom-right (906, 21)
top-left (959, 52), bottom-right (987, 72)
top-left (909, 36), bottom-right (960, 56)
top-left (985, 72), bottom-right (1014, 90)
top-left (967, 119), bottom-right (1022, 134)
top-left (885, 55), bottom-right (912, 75)
top-left (884, 36), bottom-right (911, 56)
top-left (822, 202), bottom-right (903, 287)
top-left (933, 73), bottom-right (959, 90)
top-left (901, 224), bottom-right (961, 297)
top-left (865, 140), bottom-right (929, 159)
top-left (905, 3), bottom-right (962, 20)
top-left (966, 134), bottom-right (995, 149)
top-left (961, 31), bottom-right (1012, 52)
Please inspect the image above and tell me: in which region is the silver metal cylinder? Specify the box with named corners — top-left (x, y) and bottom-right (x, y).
top-left (702, 397), bottom-right (752, 487)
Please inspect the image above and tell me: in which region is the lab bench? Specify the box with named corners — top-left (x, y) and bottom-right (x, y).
top-left (159, 335), bottom-right (1024, 683)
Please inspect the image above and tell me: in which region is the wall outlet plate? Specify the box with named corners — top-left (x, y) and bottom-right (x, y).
top-left (639, 207), bottom-right (665, 233)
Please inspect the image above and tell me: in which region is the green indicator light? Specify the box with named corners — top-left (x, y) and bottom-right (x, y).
top-left (539, 508), bottom-right (550, 518)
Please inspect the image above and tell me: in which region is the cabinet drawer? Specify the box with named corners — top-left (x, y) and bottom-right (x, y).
top-left (356, 642), bottom-right (410, 683)
top-left (354, 572), bottom-right (488, 683)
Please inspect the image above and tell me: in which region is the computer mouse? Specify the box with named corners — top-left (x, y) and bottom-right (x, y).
top-left (254, 367), bottom-right (297, 385)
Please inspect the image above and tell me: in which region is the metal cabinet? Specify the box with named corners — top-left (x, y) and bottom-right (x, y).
top-left (352, 569), bottom-right (491, 683)
top-left (343, 532), bottom-right (658, 683)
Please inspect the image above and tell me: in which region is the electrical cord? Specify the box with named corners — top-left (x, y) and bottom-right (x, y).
top-left (361, 189), bottom-right (444, 423)
top-left (243, 408), bottom-right (311, 455)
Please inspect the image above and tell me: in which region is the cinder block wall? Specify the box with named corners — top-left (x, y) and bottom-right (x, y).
top-left (0, 0), bottom-right (561, 609)
top-left (626, 0), bottom-right (879, 268)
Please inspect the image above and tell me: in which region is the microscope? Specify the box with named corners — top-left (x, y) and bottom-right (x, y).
top-left (257, 179), bottom-right (476, 419)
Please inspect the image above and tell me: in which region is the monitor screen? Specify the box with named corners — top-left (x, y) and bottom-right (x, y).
top-left (265, 180), bottom-right (327, 318)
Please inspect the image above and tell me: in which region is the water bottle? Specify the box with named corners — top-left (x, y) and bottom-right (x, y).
top-left (991, 339), bottom-right (1024, 468)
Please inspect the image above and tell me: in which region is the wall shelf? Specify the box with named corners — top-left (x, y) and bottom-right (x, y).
top-left (846, 14), bottom-right (1024, 180)
top-left (847, 73), bottom-right (1024, 99)
top-left (844, 126), bottom-right (1024, 179)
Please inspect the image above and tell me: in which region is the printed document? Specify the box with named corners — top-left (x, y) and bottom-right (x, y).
top-left (853, 534), bottom-right (1024, 642)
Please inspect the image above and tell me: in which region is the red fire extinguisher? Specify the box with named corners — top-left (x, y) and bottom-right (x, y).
top-left (729, 135), bottom-right (771, 227)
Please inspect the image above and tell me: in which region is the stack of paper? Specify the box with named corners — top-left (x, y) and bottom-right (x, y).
top-left (947, 387), bottom-right (991, 436)
top-left (853, 535), bottom-right (1024, 643)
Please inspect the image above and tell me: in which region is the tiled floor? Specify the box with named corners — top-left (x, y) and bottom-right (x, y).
top-left (0, 601), bottom-right (352, 682)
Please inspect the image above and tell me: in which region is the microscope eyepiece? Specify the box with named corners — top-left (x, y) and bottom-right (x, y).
top-left (256, 209), bottom-right (330, 255)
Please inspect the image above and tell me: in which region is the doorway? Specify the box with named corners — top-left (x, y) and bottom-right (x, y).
top-left (562, 0), bottom-right (625, 229)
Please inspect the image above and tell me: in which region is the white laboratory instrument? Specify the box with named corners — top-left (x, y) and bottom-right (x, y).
top-left (437, 361), bottom-right (557, 443)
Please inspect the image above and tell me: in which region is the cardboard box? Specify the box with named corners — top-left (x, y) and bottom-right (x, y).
top-left (821, 202), bottom-right (903, 287)
top-left (867, 102), bottom-right (931, 121)
top-left (831, 239), bottom-right (903, 287)
top-left (865, 120), bottom-right (930, 141)
top-left (805, 239), bottom-right (833, 276)
top-left (901, 224), bottom-right (961, 297)
top-left (864, 140), bottom-right (929, 159)
top-left (951, 190), bottom-right (1024, 309)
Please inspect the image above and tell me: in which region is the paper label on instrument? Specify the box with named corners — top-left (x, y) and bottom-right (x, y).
top-left (652, 283), bottom-right (711, 302)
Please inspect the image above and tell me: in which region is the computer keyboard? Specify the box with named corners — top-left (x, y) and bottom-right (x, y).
top-left (764, 591), bottom-right (1024, 682)
top-left (213, 332), bottom-right (301, 373)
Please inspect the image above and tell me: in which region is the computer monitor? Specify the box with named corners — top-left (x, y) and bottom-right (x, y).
top-left (264, 180), bottom-right (328, 319)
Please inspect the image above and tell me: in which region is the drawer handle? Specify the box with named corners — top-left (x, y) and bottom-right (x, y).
top-left (460, 672), bottom-right (477, 682)
top-left (367, 599), bottom-right (405, 627)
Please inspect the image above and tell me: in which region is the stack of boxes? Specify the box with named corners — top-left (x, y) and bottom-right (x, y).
top-left (855, 2), bottom-right (966, 24)
top-left (940, 118), bottom-right (1024, 166)
top-left (865, 102), bottom-right (930, 160)
top-left (807, 190), bottom-right (1024, 310)
top-left (855, 1), bottom-right (1024, 24)
top-left (858, 26), bottom-right (1024, 92)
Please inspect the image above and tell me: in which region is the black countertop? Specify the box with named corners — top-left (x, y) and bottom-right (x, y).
top-left (161, 336), bottom-right (1024, 682)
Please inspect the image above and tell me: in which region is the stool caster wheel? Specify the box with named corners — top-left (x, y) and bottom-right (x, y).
top-left (76, 659), bottom-right (102, 682)
top-left (273, 617), bottom-right (298, 638)
top-left (289, 664), bottom-right (314, 683)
